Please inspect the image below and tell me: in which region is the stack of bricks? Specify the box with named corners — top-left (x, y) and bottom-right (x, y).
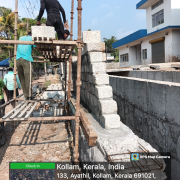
top-left (72, 31), bottom-right (120, 129)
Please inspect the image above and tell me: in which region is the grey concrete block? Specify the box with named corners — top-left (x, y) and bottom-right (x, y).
top-left (94, 85), bottom-right (113, 99)
top-left (141, 71), bottom-right (148, 79)
top-left (128, 71), bottom-right (137, 78)
top-left (98, 99), bottom-right (117, 114)
top-left (88, 52), bottom-right (103, 63)
top-left (100, 114), bottom-right (121, 129)
top-left (172, 71), bottom-right (180, 83)
top-left (166, 83), bottom-right (180, 126)
top-left (136, 71), bottom-right (142, 78)
top-left (147, 81), bottom-right (166, 119)
top-left (89, 73), bottom-right (109, 85)
top-left (154, 71), bottom-right (163, 81)
top-left (147, 71), bottom-right (155, 80)
top-left (90, 63), bottom-right (106, 73)
top-left (32, 26), bottom-right (55, 40)
top-left (82, 30), bottom-right (101, 43)
top-left (163, 71), bottom-right (173, 82)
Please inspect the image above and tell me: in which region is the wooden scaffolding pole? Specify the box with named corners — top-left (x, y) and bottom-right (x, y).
top-left (74, 0), bottom-right (82, 163)
top-left (13, 0), bottom-right (18, 105)
top-left (67, 0), bottom-right (74, 115)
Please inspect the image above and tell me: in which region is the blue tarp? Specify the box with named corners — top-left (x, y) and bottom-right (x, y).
top-left (0, 58), bottom-right (10, 67)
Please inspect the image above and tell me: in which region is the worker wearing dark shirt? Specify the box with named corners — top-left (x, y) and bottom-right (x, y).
top-left (36, 0), bottom-right (68, 40)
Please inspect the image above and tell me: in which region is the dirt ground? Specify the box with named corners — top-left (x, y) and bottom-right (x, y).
top-left (0, 74), bottom-right (72, 180)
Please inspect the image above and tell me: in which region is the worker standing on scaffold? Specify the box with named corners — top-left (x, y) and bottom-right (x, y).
top-left (36, 0), bottom-right (70, 40)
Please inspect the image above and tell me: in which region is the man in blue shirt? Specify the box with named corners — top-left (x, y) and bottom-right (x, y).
top-left (16, 31), bottom-right (36, 100)
top-left (4, 67), bottom-right (21, 101)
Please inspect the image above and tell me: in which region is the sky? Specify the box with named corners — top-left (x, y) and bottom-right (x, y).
top-left (0, 0), bottom-right (147, 41)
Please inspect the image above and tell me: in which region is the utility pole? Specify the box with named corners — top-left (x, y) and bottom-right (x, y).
top-left (13, 0), bottom-right (18, 106)
top-left (27, 18), bottom-right (29, 35)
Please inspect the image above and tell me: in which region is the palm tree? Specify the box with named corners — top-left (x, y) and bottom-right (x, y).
top-left (0, 7), bottom-right (14, 37)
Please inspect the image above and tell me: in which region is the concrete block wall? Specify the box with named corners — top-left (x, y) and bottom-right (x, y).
top-left (72, 31), bottom-right (120, 129)
top-left (109, 75), bottom-right (180, 180)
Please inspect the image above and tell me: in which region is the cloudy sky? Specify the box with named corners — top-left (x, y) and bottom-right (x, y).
top-left (1, 0), bottom-right (146, 40)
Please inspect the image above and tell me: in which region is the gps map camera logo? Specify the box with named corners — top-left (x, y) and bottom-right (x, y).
top-left (131, 153), bottom-right (139, 161)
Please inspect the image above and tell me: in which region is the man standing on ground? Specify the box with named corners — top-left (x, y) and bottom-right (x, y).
top-left (4, 67), bottom-right (21, 101)
top-left (36, 0), bottom-right (70, 40)
top-left (16, 31), bottom-right (36, 100)
top-left (0, 78), bottom-right (7, 127)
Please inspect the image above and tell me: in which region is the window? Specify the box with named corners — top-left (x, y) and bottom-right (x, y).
top-left (142, 49), bottom-right (147, 60)
top-left (120, 53), bottom-right (129, 62)
top-left (152, 0), bottom-right (163, 10)
top-left (152, 9), bottom-right (164, 27)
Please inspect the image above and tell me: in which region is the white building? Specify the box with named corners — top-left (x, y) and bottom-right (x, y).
top-left (113, 0), bottom-right (180, 67)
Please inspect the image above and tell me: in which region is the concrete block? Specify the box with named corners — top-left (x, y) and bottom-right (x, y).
top-left (128, 71), bottom-right (137, 78)
top-left (82, 42), bottom-right (105, 55)
top-left (102, 53), bottom-right (106, 62)
top-left (147, 81), bottom-right (166, 119)
top-left (89, 73), bottom-right (109, 85)
top-left (88, 52), bottom-right (103, 63)
top-left (94, 85), bottom-right (113, 99)
top-left (172, 72), bottom-right (180, 83)
top-left (166, 83), bottom-right (180, 126)
top-left (32, 26), bottom-right (55, 41)
top-left (82, 30), bottom-right (101, 43)
top-left (141, 71), bottom-right (148, 79)
top-left (100, 114), bottom-right (121, 129)
top-left (90, 63), bottom-right (106, 73)
top-left (98, 99), bottom-right (117, 114)
top-left (154, 71), bottom-right (163, 81)
top-left (163, 71), bottom-right (173, 82)
top-left (147, 71), bottom-right (155, 80)
top-left (136, 71), bottom-right (142, 78)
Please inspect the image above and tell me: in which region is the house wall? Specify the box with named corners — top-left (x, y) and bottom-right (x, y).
top-left (171, 0), bottom-right (180, 26)
top-left (146, 0), bottom-right (171, 34)
top-left (129, 44), bottom-right (142, 66)
top-left (118, 47), bottom-right (129, 67)
top-left (171, 29), bottom-right (180, 60)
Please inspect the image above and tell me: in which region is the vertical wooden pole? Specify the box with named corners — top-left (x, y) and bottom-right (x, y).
top-left (74, 0), bottom-right (82, 163)
top-left (27, 18), bottom-right (29, 35)
top-left (67, 0), bottom-right (74, 115)
top-left (13, 0), bottom-right (18, 106)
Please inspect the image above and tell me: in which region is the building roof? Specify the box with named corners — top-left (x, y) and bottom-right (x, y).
top-left (136, 0), bottom-right (159, 9)
top-left (136, 0), bottom-right (148, 9)
top-left (113, 26), bottom-right (180, 49)
top-left (113, 30), bottom-right (147, 49)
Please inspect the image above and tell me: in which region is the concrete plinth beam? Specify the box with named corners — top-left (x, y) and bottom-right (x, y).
top-left (100, 114), bottom-right (121, 129)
